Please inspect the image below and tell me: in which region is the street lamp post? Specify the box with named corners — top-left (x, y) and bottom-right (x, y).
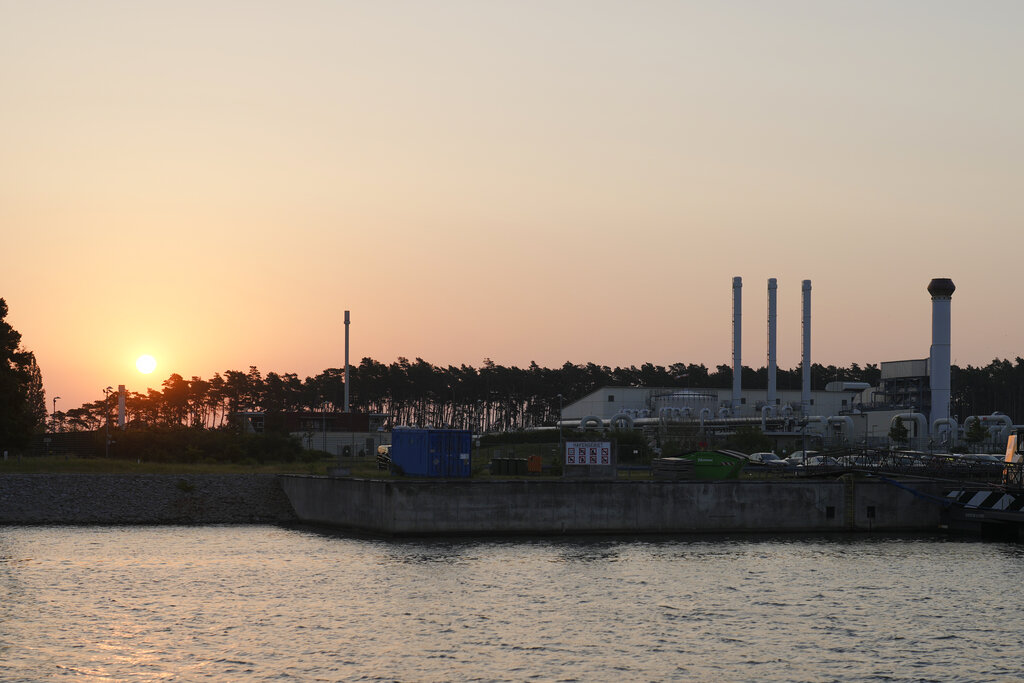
top-left (52, 396), bottom-right (60, 429)
top-left (557, 393), bottom-right (564, 458)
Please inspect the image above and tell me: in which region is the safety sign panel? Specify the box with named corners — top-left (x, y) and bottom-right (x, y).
top-left (565, 441), bottom-right (611, 466)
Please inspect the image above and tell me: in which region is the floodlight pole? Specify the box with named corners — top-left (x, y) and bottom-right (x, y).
top-left (558, 393), bottom-right (564, 458)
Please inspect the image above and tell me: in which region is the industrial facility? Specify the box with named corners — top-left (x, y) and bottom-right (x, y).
top-left (223, 278), bottom-right (1017, 458)
top-left (558, 277), bottom-right (1015, 453)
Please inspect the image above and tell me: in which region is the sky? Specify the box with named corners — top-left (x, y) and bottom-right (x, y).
top-left (2, 1), bottom-right (1023, 412)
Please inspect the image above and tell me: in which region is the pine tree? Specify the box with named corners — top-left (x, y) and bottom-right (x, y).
top-left (888, 416), bottom-right (909, 445)
top-left (0, 298), bottom-right (47, 449)
top-left (964, 417), bottom-right (989, 451)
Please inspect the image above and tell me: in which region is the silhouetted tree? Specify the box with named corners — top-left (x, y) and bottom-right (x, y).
top-left (55, 355), bottom-right (1024, 434)
top-left (889, 416), bottom-right (909, 444)
top-left (0, 298), bottom-right (46, 449)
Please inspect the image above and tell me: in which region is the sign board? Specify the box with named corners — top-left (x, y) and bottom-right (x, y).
top-left (565, 441), bottom-right (612, 466)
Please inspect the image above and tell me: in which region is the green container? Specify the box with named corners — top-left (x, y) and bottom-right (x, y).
top-left (682, 451), bottom-right (745, 480)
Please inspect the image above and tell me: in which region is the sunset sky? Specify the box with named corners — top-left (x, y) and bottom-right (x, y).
top-left (3, 1), bottom-right (1023, 411)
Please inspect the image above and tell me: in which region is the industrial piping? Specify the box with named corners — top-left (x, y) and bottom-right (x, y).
top-left (803, 415), bottom-right (828, 433)
top-left (609, 413), bottom-right (634, 431)
top-left (932, 417), bottom-right (959, 446)
top-left (659, 407), bottom-right (692, 423)
top-left (964, 414), bottom-right (1013, 445)
top-left (827, 416), bottom-right (855, 441)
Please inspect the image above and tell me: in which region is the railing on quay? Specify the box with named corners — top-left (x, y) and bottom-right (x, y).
top-left (780, 447), bottom-right (1019, 487)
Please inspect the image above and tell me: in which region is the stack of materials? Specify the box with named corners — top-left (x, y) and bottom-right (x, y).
top-left (651, 457), bottom-right (696, 480)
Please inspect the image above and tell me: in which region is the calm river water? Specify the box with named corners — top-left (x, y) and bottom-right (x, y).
top-left (1, 526), bottom-right (1023, 682)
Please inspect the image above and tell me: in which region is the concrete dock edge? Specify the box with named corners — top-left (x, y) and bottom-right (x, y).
top-left (279, 475), bottom-right (946, 535)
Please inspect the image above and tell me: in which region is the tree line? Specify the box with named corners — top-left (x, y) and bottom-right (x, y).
top-left (45, 357), bottom-right (1024, 435)
top-left (53, 358), bottom-right (888, 433)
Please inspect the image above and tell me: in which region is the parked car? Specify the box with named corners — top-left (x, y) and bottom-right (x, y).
top-left (749, 452), bottom-right (788, 467)
top-left (797, 455), bottom-right (841, 468)
top-left (785, 450), bottom-right (818, 466)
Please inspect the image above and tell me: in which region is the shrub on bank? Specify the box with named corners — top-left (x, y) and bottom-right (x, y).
top-left (479, 429), bottom-right (559, 446)
top-left (106, 427), bottom-right (305, 464)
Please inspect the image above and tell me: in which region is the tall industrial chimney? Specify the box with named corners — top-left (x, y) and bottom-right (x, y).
top-left (801, 280), bottom-right (812, 415)
top-left (928, 278), bottom-right (955, 432)
top-left (117, 385), bottom-right (126, 428)
top-left (767, 278), bottom-right (778, 414)
top-left (344, 310), bottom-right (351, 413)
top-left (732, 277), bottom-right (742, 413)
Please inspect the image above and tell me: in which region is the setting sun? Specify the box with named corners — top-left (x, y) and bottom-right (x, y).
top-left (136, 355), bottom-right (157, 374)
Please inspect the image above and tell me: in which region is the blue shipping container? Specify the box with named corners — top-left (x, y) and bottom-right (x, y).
top-left (390, 428), bottom-right (472, 477)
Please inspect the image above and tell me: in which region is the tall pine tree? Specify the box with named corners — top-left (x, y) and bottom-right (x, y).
top-left (0, 298), bottom-right (46, 449)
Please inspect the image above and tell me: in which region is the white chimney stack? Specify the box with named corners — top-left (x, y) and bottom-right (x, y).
top-left (732, 276), bottom-right (742, 413)
top-left (801, 280), bottom-right (812, 416)
top-left (767, 278), bottom-right (778, 414)
top-left (117, 385), bottom-right (126, 428)
top-left (928, 278), bottom-right (955, 432)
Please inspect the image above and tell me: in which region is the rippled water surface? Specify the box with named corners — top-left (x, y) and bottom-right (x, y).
top-left (2, 526), bottom-right (1023, 681)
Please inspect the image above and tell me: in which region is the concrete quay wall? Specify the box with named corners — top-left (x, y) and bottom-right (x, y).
top-left (0, 474), bottom-right (298, 525)
top-left (280, 476), bottom-right (947, 535)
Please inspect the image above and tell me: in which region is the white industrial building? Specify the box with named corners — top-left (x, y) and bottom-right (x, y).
top-left (563, 386), bottom-right (863, 424)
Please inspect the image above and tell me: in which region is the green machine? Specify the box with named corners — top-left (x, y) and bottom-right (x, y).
top-left (681, 450), bottom-right (746, 480)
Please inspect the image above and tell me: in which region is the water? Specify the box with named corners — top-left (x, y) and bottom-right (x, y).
top-left (2, 526), bottom-right (1023, 682)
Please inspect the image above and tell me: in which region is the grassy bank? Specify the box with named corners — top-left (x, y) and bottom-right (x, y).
top-left (0, 455), bottom-right (343, 476)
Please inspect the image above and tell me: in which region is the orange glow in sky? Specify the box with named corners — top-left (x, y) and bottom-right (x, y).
top-left (2, 1), bottom-right (1023, 410)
